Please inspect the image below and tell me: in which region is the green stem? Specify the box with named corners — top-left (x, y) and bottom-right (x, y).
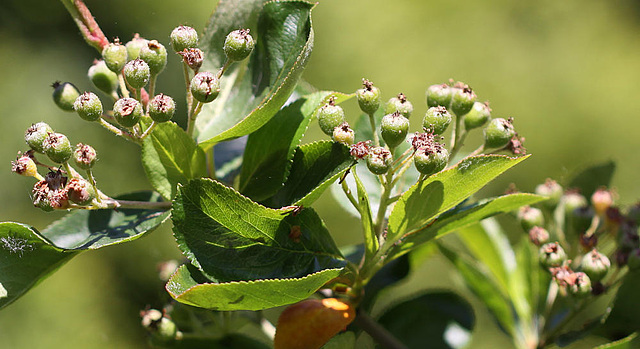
top-left (85, 169), bottom-right (101, 203)
top-left (216, 59), bottom-right (232, 79)
top-left (368, 112), bottom-right (380, 147)
top-left (148, 75), bottom-right (157, 100)
top-left (354, 310), bottom-right (408, 349)
top-left (186, 101), bottom-right (203, 138)
top-left (182, 62), bottom-right (194, 114)
top-left (105, 199), bottom-right (172, 210)
top-left (207, 147), bottom-right (217, 180)
top-left (118, 74), bottom-right (130, 98)
top-left (449, 129), bottom-right (467, 160)
top-left (59, 0), bottom-right (109, 52)
top-left (139, 121), bottom-right (157, 141)
top-left (341, 177), bottom-right (359, 211)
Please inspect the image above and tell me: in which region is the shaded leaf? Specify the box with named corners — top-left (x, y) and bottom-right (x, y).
top-left (0, 222), bottom-right (76, 309)
top-left (142, 121), bottom-right (207, 200)
top-left (601, 269), bottom-right (640, 336)
top-left (359, 254), bottom-right (410, 313)
top-left (567, 160), bottom-right (615, 199)
top-left (166, 264), bottom-right (343, 311)
top-left (322, 331), bottom-right (356, 349)
top-left (197, 1), bottom-right (316, 148)
top-left (593, 333), bottom-right (640, 349)
top-left (172, 178), bottom-right (344, 282)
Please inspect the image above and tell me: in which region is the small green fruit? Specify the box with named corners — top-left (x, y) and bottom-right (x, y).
top-left (43, 132), bottom-right (73, 163)
top-left (170, 25), bottom-right (199, 53)
top-left (224, 29), bottom-right (255, 61)
top-left (73, 143), bottom-right (97, 170)
top-left (463, 101), bottom-right (491, 130)
top-left (422, 106), bottom-right (452, 135)
top-left (88, 60), bottom-right (118, 96)
top-left (101, 41), bottom-right (128, 73)
top-left (74, 92), bottom-right (103, 122)
top-left (580, 249), bottom-right (610, 282)
top-left (381, 112), bottom-right (409, 149)
top-left (139, 40), bottom-right (168, 76)
top-left (366, 147), bottom-right (392, 175)
top-left (52, 81), bottom-right (80, 112)
top-left (414, 144), bottom-right (449, 176)
top-left (528, 227), bottom-right (550, 246)
top-left (113, 98), bottom-right (143, 127)
top-left (141, 309), bottom-right (178, 343)
top-left (517, 206), bottom-right (544, 231)
top-left (67, 178), bottom-right (95, 205)
top-left (125, 34), bottom-right (148, 60)
top-left (148, 94), bottom-right (176, 123)
top-left (539, 242), bottom-right (567, 268)
top-left (535, 179), bottom-right (563, 209)
top-left (332, 122), bottom-right (355, 145)
top-left (450, 86), bottom-right (477, 116)
top-left (25, 122), bottom-right (54, 153)
top-left (569, 272), bottom-right (592, 298)
top-left (11, 153), bottom-right (39, 178)
top-left (484, 117), bottom-right (515, 149)
top-left (426, 83), bottom-right (452, 108)
top-left (123, 59), bottom-right (150, 89)
top-left (356, 79), bottom-right (381, 115)
top-left (385, 93), bottom-right (413, 118)
top-left (317, 98), bottom-right (345, 136)
top-left (190, 72), bottom-right (220, 103)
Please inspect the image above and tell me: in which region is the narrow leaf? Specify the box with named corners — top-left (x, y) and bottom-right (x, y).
top-left (0, 222), bottom-right (76, 309)
top-left (593, 333), bottom-right (639, 349)
top-left (166, 264), bottom-right (343, 311)
top-left (353, 168), bottom-right (378, 261)
top-left (197, 1), bottom-right (316, 148)
top-left (172, 179), bottom-right (344, 282)
top-left (142, 121), bottom-right (207, 200)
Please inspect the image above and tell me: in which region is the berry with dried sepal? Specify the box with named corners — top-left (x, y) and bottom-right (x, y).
top-left (568, 272), bottom-right (592, 298)
top-left (190, 72), bottom-right (220, 103)
top-left (350, 141), bottom-right (371, 160)
top-left (32, 180), bottom-right (53, 212)
top-left (385, 93), bottom-right (413, 118)
top-left (561, 191), bottom-right (588, 214)
top-left (463, 101), bottom-right (491, 130)
top-left (88, 60), bottom-right (118, 96)
top-left (414, 143), bottom-right (449, 176)
top-left (484, 117), bottom-right (516, 149)
top-left (450, 85), bottom-right (477, 116)
top-left (113, 98), bottom-right (143, 127)
top-left (539, 242), bottom-right (567, 268)
top-left (140, 40), bottom-right (168, 76)
top-left (74, 92), bottom-right (103, 122)
top-left (426, 83), bottom-right (452, 108)
top-left (11, 152), bottom-right (38, 178)
top-left (591, 188), bottom-right (614, 215)
top-left (141, 309), bottom-right (178, 343)
top-left (170, 25), bottom-right (199, 53)
top-left (317, 97), bottom-right (345, 136)
top-left (25, 122), bottom-right (53, 153)
top-left (102, 40), bottom-right (128, 73)
top-left (66, 178), bottom-right (95, 205)
top-left (224, 29), bottom-right (255, 61)
top-left (43, 133), bottom-right (73, 164)
top-left (73, 143), bottom-right (97, 170)
top-left (123, 59), bottom-right (150, 89)
top-left (366, 146), bottom-right (392, 175)
top-left (126, 34), bottom-right (148, 60)
top-left (529, 226), bottom-right (549, 246)
top-left (535, 178), bottom-right (563, 209)
top-left (32, 170), bottom-right (69, 210)
top-left (518, 206), bottom-right (544, 231)
top-left (356, 79), bottom-right (381, 115)
top-left (332, 122), bottom-right (354, 145)
top-left (422, 106), bottom-right (452, 135)
top-left (52, 81), bottom-right (80, 112)
top-left (148, 94), bottom-right (176, 123)
top-left (580, 249), bottom-right (610, 282)
top-left (381, 112), bottom-right (409, 148)
top-left (178, 48), bottom-right (204, 71)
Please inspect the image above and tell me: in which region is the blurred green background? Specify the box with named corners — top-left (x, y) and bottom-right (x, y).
top-left (1, 0), bottom-right (639, 347)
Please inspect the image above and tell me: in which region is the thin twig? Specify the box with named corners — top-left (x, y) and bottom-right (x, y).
top-left (354, 310), bottom-right (408, 349)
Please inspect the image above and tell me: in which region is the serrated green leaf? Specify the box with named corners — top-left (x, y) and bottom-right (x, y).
top-left (172, 178), bottom-right (344, 282)
top-left (387, 193), bottom-right (544, 260)
top-left (386, 155), bottom-right (529, 244)
top-left (41, 191), bottom-right (170, 250)
top-left (196, 1), bottom-right (315, 148)
top-left (142, 121), bottom-right (207, 200)
top-left (0, 222), bottom-right (76, 309)
top-left (240, 92), bottom-right (352, 201)
top-left (593, 333), bottom-right (639, 349)
top-left (166, 264), bottom-right (343, 311)
top-left (267, 141), bottom-right (352, 207)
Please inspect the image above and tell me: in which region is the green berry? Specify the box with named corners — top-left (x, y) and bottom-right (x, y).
top-left (539, 242), bottom-right (567, 268)
top-left (73, 92), bottom-right (103, 122)
top-left (148, 94), bottom-right (176, 123)
top-left (356, 79), bottom-right (381, 115)
top-left (332, 122), bottom-right (355, 145)
top-left (170, 25), bottom-right (199, 53)
top-left (528, 227), bottom-right (550, 246)
top-left (381, 112), bottom-right (409, 149)
top-left (569, 272), bottom-right (592, 298)
top-left (535, 179), bottom-right (563, 209)
top-left (123, 59), bottom-right (150, 89)
top-left (414, 144), bottom-right (449, 176)
top-left (561, 191), bottom-right (587, 214)
top-left (32, 181), bottom-right (54, 212)
top-left (580, 249), bottom-right (610, 282)
top-left (366, 147), bottom-right (392, 175)
top-left (484, 117), bottom-right (515, 149)
top-left (317, 98), bottom-right (346, 136)
top-left (113, 98), bottom-right (143, 127)
top-left (591, 188), bottom-right (614, 216)
top-left (385, 93), bottom-right (413, 118)
top-left (73, 143), bottom-right (97, 170)
top-left (224, 29), bottom-right (255, 61)
top-left (43, 132), bottom-right (73, 163)
top-left (422, 106), bottom-right (452, 135)
top-left (25, 122), bottom-right (54, 153)
top-left (125, 34), bottom-right (148, 60)
top-left (88, 60), bottom-right (118, 96)
top-left (190, 72), bottom-right (220, 103)
top-left (463, 101), bottom-right (491, 130)
top-left (52, 81), bottom-right (80, 112)
top-left (450, 86), bottom-right (477, 116)
top-left (11, 153), bottom-right (39, 178)
top-left (67, 178), bottom-right (95, 205)
top-left (517, 206), bottom-right (544, 231)
top-left (141, 309), bottom-right (178, 343)
top-left (139, 40), bottom-right (168, 76)
top-left (102, 41), bottom-right (128, 73)
top-left (426, 84), bottom-right (452, 108)
top-left (178, 48), bottom-right (204, 71)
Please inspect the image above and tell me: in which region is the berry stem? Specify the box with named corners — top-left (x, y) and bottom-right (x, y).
top-left (118, 74), bottom-right (130, 98)
top-left (59, 0), bottom-right (109, 52)
top-left (62, 162), bottom-right (75, 178)
top-left (368, 112), bottom-right (380, 147)
top-left (353, 310), bottom-right (408, 349)
top-left (450, 129), bottom-right (468, 160)
top-left (206, 147), bottom-right (217, 180)
top-left (105, 199), bottom-right (172, 210)
top-left (340, 178), bottom-right (359, 211)
top-left (139, 121), bottom-right (157, 141)
top-left (216, 59), bottom-right (232, 80)
top-left (99, 118), bottom-right (140, 144)
top-left (148, 75), bottom-right (157, 101)
top-left (182, 61), bottom-right (194, 116)
top-left (186, 101), bottom-right (203, 138)
top-left (85, 169), bottom-right (101, 203)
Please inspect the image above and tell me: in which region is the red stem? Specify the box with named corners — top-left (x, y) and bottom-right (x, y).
top-left (60, 0), bottom-right (109, 52)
